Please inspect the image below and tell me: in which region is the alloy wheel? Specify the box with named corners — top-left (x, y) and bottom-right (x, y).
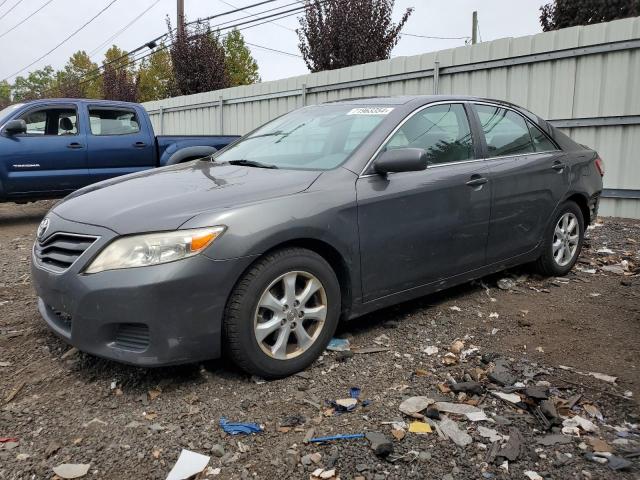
top-left (253, 271), bottom-right (327, 360)
top-left (552, 212), bottom-right (579, 267)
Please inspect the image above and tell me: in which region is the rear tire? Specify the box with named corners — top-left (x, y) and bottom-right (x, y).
top-left (534, 200), bottom-right (584, 276)
top-left (223, 248), bottom-right (340, 378)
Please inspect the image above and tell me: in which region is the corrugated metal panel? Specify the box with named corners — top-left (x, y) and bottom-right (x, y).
top-left (142, 16), bottom-right (640, 218)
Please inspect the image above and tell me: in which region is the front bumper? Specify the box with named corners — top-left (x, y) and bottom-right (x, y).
top-left (31, 214), bottom-right (256, 366)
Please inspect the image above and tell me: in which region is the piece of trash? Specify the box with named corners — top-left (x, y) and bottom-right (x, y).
top-left (596, 247), bottom-right (614, 255)
top-left (589, 292), bottom-right (601, 297)
top-left (442, 352), bottom-right (458, 365)
top-left (311, 468), bottom-right (338, 480)
top-left (0, 437), bottom-right (18, 443)
top-left (449, 339), bottom-right (464, 354)
top-left (497, 278), bottom-right (516, 290)
top-left (326, 338), bottom-right (350, 352)
top-left (449, 306), bottom-right (461, 312)
top-left (489, 312), bottom-right (499, 318)
top-left (587, 371), bottom-right (617, 384)
top-left (349, 387), bottom-right (361, 399)
top-left (82, 418), bottom-right (107, 428)
top-left (478, 426), bottom-right (503, 443)
top-left (423, 346), bottom-right (438, 356)
top-left (373, 334), bottom-right (391, 346)
top-left (166, 449), bottom-right (210, 480)
top-left (148, 389), bottom-right (161, 401)
top-left (466, 411), bottom-right (489, 422)
top-left (0, 361), bottom-right (12, 367)
top-left (490, 391), bottom-right (521, 405)
top-left (586, 437), bottom-right (612, 452)
top-left (399, 396), bottom-right (434, 418)
top-left (365, 431), bottom-right (394, 456)
top-left (434, 402), bottom-right (482, 417)
top-left (352, 346), bottom-right (389, 354)
top-left (52, 463), bottom-right (91, 479)
top-left (583, 404), bottom-right (603, 421)
top-left (491, 328), bottom-right (499, 335)
top-left (524, 471), bottom-right (543, 480)
top-left (219, 418), bottom-right (263, 435)
top-left (332, 398), bottom-right (358, 411)
top-left (408, 421), bottom-right (432, 434)
top-left (308, 433), bottom-right (365, 443)
top-left (438, 416), bottom-right (472, 447)
top-left (563, 416), bottom-right (598, 433)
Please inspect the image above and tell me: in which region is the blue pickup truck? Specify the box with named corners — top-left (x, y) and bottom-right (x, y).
top-left (0, 98), bottom-right (238, 203)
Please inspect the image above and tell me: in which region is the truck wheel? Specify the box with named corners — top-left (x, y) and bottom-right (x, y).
top-left (223, 248), bottom-right (340, 378)
top-left (534, 201), bottom-right (584, 276)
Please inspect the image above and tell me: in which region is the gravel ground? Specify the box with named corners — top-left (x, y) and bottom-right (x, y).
top-left (0, 201), bottom-right (639, 480)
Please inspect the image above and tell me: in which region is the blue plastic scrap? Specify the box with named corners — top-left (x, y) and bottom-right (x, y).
top-left (326, 338), bottom-right (350, 352)
top-left (349, 387), bottom-right (361, 399)
top-left (219, 417), bottom-right (263, 435)
top-left (309, 433), bottom-right (366, 443)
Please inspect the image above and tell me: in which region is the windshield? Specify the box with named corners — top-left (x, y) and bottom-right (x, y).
top-left (0, 103), bottom-right (24, 123)
top-left (214, 104), bottom-right (394, 170)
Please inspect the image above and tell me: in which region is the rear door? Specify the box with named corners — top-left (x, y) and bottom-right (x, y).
top-left (85, 105), bottom-right (155, 183)
top-left (471, 103), bottom-right (569, 264)
top-left (2, 104), bottom-right (87, 194)
top-left (356, 102), bottom-right (492, 301)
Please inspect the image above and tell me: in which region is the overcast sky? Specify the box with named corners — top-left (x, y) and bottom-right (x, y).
top-left (0, 0), bottom-right (547, 85)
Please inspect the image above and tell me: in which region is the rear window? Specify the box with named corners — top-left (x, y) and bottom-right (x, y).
top-left (475, 104), bottom-right (534, 157)
top-left (89, 108), bottom-right (140, 135)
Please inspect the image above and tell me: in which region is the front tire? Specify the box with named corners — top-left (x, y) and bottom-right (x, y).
top-left (535, 201), bottom-right (584, 276)
top-left (223, 248), bottom-right (340, 378)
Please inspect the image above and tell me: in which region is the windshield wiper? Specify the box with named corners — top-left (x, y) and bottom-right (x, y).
top-left (227, 159), bottom-right (279, 169)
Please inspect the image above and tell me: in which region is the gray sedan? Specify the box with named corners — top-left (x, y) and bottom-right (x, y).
top-left (31, 95), bottom-right (604, 378)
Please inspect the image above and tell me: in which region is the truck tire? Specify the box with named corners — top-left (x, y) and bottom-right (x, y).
top-left (223, 248), bottom-right (340, 378)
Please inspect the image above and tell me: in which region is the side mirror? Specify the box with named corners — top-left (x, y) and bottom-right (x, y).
top-left (4, 119), bottom-right (27, 135)
top-left (373, 148), bottom-right (428, 175)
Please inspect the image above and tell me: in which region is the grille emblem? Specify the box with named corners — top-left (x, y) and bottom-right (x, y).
top-left (37, 217), bottom-right (50, 240)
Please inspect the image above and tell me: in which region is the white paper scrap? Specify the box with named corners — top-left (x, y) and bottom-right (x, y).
top-left (166, 449), bottom-right (210, 480)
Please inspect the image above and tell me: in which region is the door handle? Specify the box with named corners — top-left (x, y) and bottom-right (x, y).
top-left (551, 162), bottom-right (566, 172)
top-left (67, 142), bottom-right (83, 149)
top-left (466, 176), bottom-right (488, 187)
top-left (133, 142), bottom-right (147, 148)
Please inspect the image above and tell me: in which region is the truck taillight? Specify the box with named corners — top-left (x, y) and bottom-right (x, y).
top-left (594, 156), bottom-right (605, 176)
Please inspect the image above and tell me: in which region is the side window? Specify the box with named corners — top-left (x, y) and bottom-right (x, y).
top-left (89, 108), bottom-right (140, 136)
top-left (384, 103), bottom-right (474, 165)
top-left (527, 122), bottom-right (557, 152)
top-left (19, 108), bottom-right (78, 136)
top-left (475, 105), bottom-right (534, 157)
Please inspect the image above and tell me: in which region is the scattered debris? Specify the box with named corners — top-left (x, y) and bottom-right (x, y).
top-left (497, 278), bottom-right (516, 290)
top-left (326, 338), bottom-right (350, 352)
top-left (166, 449), bottom-right (210, 480)
top-left (438, 416), bottom-right (472, 447)
top-left (399, 396), bottom-right (434, 418)
top-left (52, 463), bottom-right (91, 479)
top-left (219, 418), bottom-right (263, 435)
top-left (309, 434), bottom-right (365, 443)
top-left (490, 391), bottom-right (521, 405)
top-left (365, 432), bottom-right (393, 456)
top-left (408, 421), bottom-right (432, 434)
top-left (423, 346), bottom-right (438, 356)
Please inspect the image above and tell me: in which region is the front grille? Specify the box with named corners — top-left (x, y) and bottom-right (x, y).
top-left (114, 323), bottom-right (150, 352)
top-left (35, 233), bottom-right (98, 272)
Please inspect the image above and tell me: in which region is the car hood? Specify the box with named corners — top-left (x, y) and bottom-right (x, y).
top-left (53, 161), bottom-right (322, 234)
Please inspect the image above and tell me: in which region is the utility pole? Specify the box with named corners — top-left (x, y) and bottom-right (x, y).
top-left (471, 11), bottom-right (478, 45)
top-left (177, 0), bottom-right (185, 40)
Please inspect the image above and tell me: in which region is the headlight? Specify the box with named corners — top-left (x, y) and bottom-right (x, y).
top-left (84, 226), bottom-right (225, 274)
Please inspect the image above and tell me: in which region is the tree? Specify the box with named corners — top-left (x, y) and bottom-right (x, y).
top-left (223, 29), bottom-right (260, 87)
top-left (102, 45), bottom-right (138, 102)
top-left (137, 46), bottom-right (173, 102)
top-left (0, 81), bottom-right (11, 108)
top-left (12, 66), bottom-right (57, 101)
top-left (297, 0), bottom-right (412, 72)
top-left (540, 0), bottom-right (640, 31)
top-left (56, 51), bottom-right (102, 98)
top-left (168, 18), bottom-right (229, 95)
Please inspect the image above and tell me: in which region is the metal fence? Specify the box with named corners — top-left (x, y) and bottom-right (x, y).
top-left (142, 16), bottom-right (640, 218)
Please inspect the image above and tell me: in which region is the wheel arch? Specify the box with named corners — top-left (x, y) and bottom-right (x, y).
top-left (564, 192), bottom-right (591, 226)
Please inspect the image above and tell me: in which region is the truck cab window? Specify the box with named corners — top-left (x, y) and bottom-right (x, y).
top-left (89, 108), bottom-right (140, 136)
top-left (19, 108), bottom-right (78, 136)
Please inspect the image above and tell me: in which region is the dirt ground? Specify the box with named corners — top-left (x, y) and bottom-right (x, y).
top-left (1, 201), bottom-right (639, 480)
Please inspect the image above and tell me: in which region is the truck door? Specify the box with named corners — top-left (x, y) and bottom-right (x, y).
top-left (2, 104), bottom-right (88, 195)
top-left (85, 105), bottom-right (156, 183)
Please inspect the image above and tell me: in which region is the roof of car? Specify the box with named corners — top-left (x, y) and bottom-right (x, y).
top-left (323, 95), bottom-right (516, 106)
top-left (22, 98), bottom-right (140, 107)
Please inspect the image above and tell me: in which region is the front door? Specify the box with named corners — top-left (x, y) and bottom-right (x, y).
top-left (3, 105), bottom-right (87, 195)
top-left (356, 102), bottom-right (491, 302)
top-left (472, 103), bottom-right (570, 264)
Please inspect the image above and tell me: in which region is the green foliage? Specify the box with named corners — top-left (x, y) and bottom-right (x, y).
top-left (0, 81), bottom-right (10, 108)
top-left (102, 46), bottom-right (138, 102)
top-left (223, 29), bottom-right (260, 87)
top-left (540, 0), bottom-right (640, 31)
top-left (137, 46), bottom-right (173, 102)
top-left (12, 66), bottom-right (56, 101)
top-left (56, 51), bottom-right (102, 98)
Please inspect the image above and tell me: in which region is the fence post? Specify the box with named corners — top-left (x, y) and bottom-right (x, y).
top-left (301, 83), bottom-right (307, 106)
top-left (158, 106), bottom-right (164, 135)
top-left (433, 61), bottom-right (440, 95)
top-left (218, 96), bottom-right (224, 134)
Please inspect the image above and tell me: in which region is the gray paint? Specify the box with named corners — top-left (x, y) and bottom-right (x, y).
top-left (31, 96), bottom-right (603, 367)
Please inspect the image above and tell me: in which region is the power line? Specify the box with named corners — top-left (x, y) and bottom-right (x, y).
top-left (64, 1), bottom-right (319, 92)
top-left (0, 0), bottom-right (10, 10)
top-left (217, 0), bottom-right (297, 32)
top-left (88, 0), bottom-right (161, 58)
top-left (2, 0), bottom-right (120, 82)
top-left (0, 0), bottom-right (24, 21)
top-left (401, 32), bottom-right (470, 40)
top-left (245, 41), bottom-right (300, 57)
top-left (0, 0), bottom-right (55, 40)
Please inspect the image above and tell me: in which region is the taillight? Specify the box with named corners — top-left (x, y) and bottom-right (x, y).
top-left (594, 156), bottom-right (605, 176)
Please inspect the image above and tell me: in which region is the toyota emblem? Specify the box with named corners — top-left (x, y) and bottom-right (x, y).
top-left (37, 217), bottom-right (50, 240)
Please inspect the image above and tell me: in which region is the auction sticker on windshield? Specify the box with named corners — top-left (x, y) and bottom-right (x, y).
top-left (347, 107), bottom-right (394, 115)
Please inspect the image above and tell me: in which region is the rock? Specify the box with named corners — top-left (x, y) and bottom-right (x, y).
top-left (536, 434), bottom-right (572, 446)
top-left (584, 453), bottom-right (608, 465)
top-left (498, 428), bottom-right (523, 462)
top-left (497, 278), bottom-right (516, 290)
top-left (365, 432), bottom-right (393, 457)
top-left (335, 350), bottom-right (354, 362)
top-left (450, 381), bottom-right (483, 395)
top-left (439, 416), bottom-right (472, 447)
top-left (540, 399), bottom-right (559, 421)
top-left (285, 448), bottom-right (299, 467)
top-left (477, 426), bottom-right (503, 443)
top-left (563, 416), bottom-right (598, 433)
top-left (221, 452), bottom-right (240, 465)
top-left (418, 451), bottom-right (431, 462)
top-left (488, 359), bottom-right (517, 386)
top-left (52, 463), bottom-right (90, 479)
top-left (210, 444), bottom-right (225, 458)
top-left (399, 396), bottom-right (434, 418)
top-left (524, 386), bottom-right (548, 400)
top-left (607, 455), bottom-right (632, 471)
